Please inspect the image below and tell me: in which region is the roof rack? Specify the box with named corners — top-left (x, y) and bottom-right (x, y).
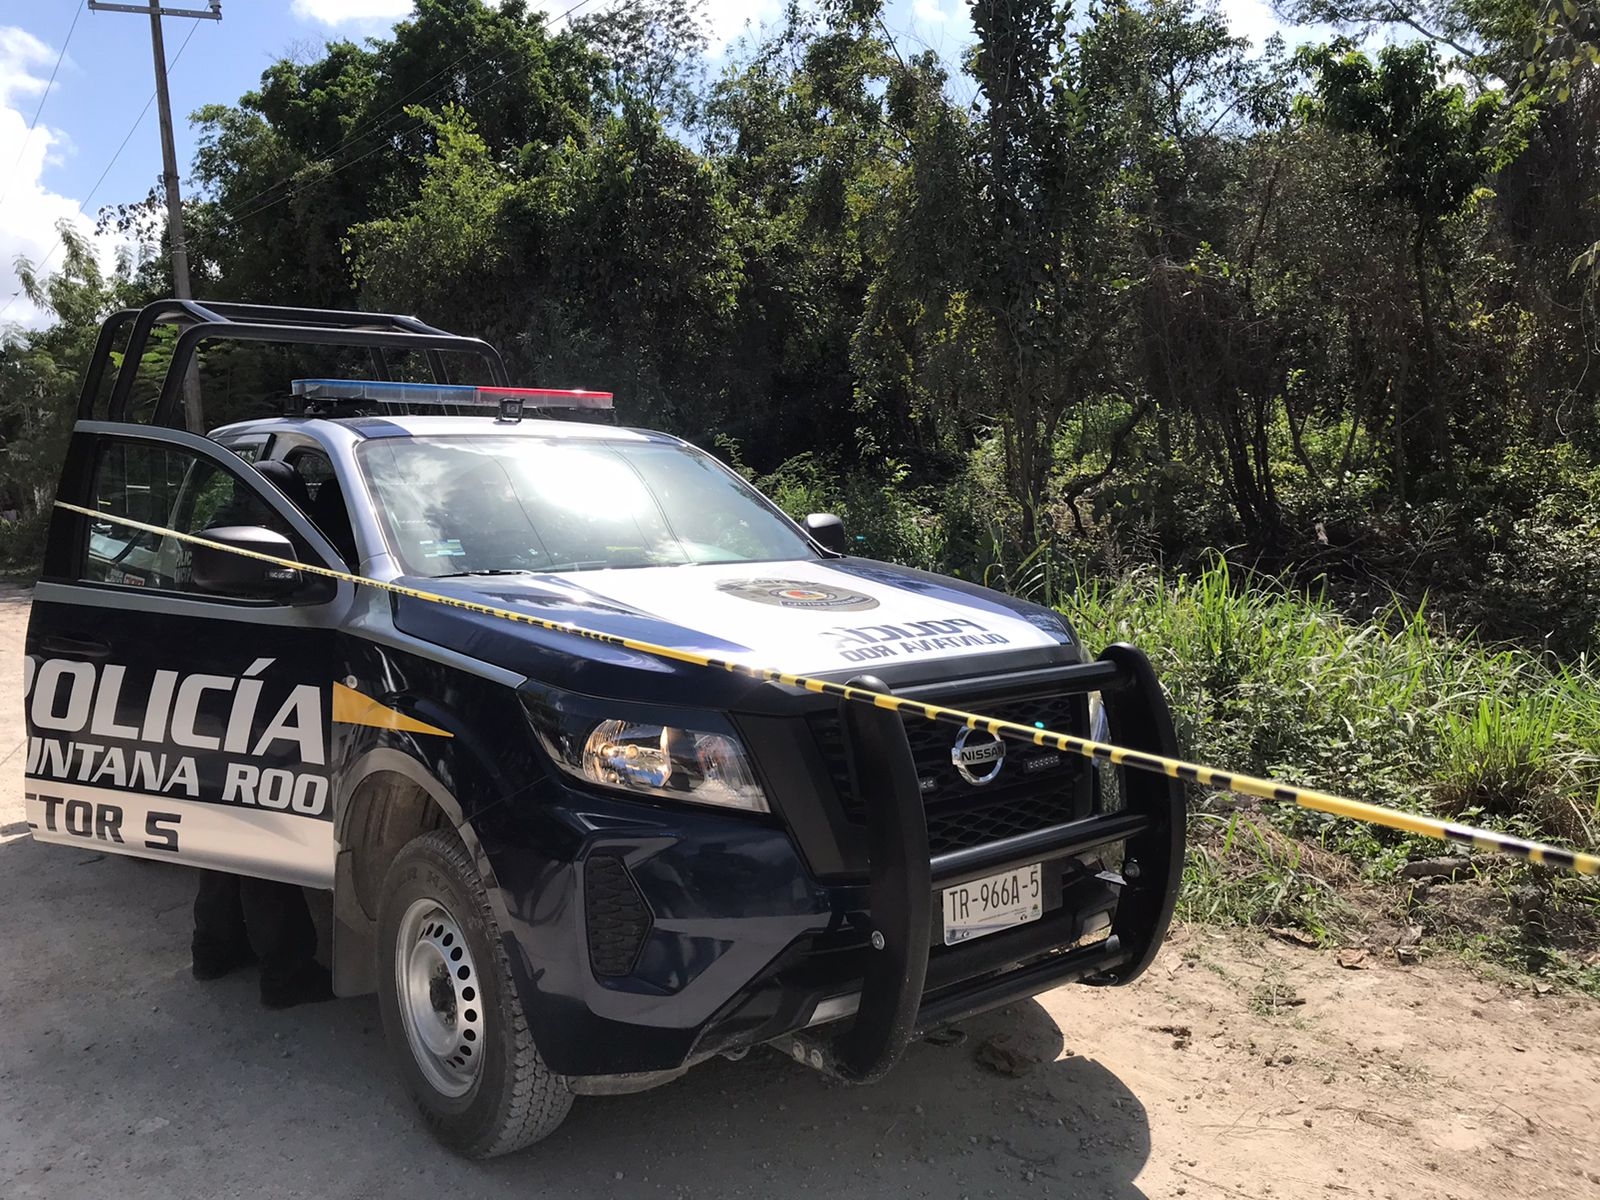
top-left (79, 299), bottom-right (511, 428)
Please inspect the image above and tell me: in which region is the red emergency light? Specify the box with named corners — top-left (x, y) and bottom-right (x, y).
top-left (475, 387), bottom-right (615, 411)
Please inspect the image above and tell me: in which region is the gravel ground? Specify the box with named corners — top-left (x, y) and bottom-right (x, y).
top-left (3, 582), bottom-right (1597, 1199)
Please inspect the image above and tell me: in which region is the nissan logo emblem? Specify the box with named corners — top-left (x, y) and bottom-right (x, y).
top-left (951, 727), bottom-right (1006, 786)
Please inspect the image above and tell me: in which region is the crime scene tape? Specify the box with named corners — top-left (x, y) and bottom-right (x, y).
top-left (53, 500), bottom-right (1600, 877)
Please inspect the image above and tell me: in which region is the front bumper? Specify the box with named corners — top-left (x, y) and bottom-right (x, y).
top-left (477, 644), bottom-right (1184, 1080)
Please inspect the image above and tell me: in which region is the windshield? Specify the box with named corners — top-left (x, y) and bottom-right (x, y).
top-left (357, 435), bottom-right (816, 577)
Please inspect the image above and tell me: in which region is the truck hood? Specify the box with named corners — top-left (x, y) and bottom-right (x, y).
top-left (393, 556), bottom-right (1076, 682)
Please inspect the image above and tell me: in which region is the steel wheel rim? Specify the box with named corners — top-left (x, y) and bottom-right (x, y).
top-left (395, 897), bottom-right (485, 1098)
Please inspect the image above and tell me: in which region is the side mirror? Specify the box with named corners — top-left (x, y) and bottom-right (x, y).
top-left (804, 512), bottom-right (848, 554)
top-left (191, 526), bottom-right (307, 600)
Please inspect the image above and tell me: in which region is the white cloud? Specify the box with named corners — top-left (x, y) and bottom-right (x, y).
top-left (890, 0), bottom-right (973, 63)
top-left (0, 25), bottom-right (119, 332)
top-left (0, 26), bottom-right (51, 109)
top-left (703, 0), bottom-right (783, 53)
top-left (1219, 0), bottom-right (1286, 48)
top-left (289, 0), bottom-right (414, 25)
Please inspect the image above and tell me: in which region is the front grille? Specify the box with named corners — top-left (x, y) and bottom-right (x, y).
top-left (584, 854), bottom-right (652, 978)
top-left (808, 685), bottom-right (1090, 855)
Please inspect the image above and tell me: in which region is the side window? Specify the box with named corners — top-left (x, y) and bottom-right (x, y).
top-left (288, 448), bottom-right (359, 567)
top-left (289, 450), bottom-right (336, 500)
top-left (83, 440), bottom-right (295, 594)
top-left (220, 435), bottom-right (270, 464)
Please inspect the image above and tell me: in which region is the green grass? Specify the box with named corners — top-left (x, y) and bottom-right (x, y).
top-left (1060, 557), bottom-right (1600, 854)
top-left (1177, 811), bottom-right (1357, 943)
top-left (1056, 558), bottom-right (1600, 988)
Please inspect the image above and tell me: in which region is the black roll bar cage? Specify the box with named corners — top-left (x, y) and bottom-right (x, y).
top-left (79, 298), bottom-right (511, 428)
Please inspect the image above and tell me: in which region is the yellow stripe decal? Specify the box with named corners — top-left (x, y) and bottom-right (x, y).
top-left (54, 500), bottom-right (1600, 877)
top-left (331, 682), bottom-right (453, 738)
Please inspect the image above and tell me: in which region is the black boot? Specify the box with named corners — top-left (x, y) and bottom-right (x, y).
top-left (260, 960), bottom-right (335, 1010)
top-left (192, 939), bottom-right (258, 981)
top-left (192, 870), bottom-right (257, 980)
top-left (238, 875), bottom-right (330, 1008)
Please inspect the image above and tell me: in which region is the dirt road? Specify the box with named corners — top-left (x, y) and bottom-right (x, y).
top-left (2, 582), bottom-right (1596, 1199)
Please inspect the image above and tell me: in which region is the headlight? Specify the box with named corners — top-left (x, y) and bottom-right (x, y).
top-left (528, 696), bottom-right (769, 814)
top-left (581, 720), bottom-right (767, 813)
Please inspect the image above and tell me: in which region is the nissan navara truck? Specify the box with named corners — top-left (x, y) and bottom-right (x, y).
top-left (23, 301), bottom-right (1183, 1157)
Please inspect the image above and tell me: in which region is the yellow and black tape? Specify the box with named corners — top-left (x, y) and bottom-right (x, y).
top-left (54, 500), bottom-right (1600, 877)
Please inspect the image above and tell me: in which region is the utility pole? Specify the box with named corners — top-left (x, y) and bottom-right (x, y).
top-left (89, 1), bottom-right (220, 432)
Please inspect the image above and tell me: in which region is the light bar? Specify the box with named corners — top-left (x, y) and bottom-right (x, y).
top-left (477, 386), bottom-right (614, 411)
top-left (291, 379), bottom-right (614, 411)
top-left (293, 379), bottom-right (484, 405)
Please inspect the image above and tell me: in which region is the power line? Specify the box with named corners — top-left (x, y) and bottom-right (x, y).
top-left (0, 0), bottom-right (88, 211)
top-left (215, 59), bottom-right (513, 231)
top-left (0, 17), bottom-right (201, 321)
top-left (539, 0), bottom-right (605, 36)
top-left (208, 0), bottom-right (600, 232)
top-left (6, 0), bottom-right (601, 319)
top-left (88, 0), bottom-right (222, 435)
top-left (209, 52), bottom-right (505, 229)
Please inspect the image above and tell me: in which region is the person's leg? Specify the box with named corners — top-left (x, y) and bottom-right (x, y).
top-left (191, 870), bottom-right (257, 980)
top-left (239, 876), bottom-right (332, 1009)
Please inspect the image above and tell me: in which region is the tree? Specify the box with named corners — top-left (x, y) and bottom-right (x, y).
top-left (864, 0), bottom-right (1141, 545)
top-left (190, 0), bottom-right (602, 307)
top-left (575, 0), bottom-right (710, 126)
top-left (703, 3), bottom-right (912, 466)
top-left (1275, 0), bottom-right (1540, 84)
top-left (1300, 38), bottom-right (1533, 492)
top-left (0, 224), bottom-right (142, 560)
top-left (349, 98), bottom-right (742, 431)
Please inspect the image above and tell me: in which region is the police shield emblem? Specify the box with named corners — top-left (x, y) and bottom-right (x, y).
top-left (715, 578), bottom-right (880, 612)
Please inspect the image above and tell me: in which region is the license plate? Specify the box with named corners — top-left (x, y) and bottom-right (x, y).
top-left (941, 863), bottom-right (1043, 945)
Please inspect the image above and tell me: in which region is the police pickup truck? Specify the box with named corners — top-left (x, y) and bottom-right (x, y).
top-left (23, 301), bottom-right (1183, 1157)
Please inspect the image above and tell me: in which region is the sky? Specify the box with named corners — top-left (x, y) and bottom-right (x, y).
top-left (0, 0), bottom-right (1295, 331)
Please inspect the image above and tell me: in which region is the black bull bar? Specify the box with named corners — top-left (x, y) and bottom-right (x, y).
top-left (809, 643), bottom-right (1185, 1083)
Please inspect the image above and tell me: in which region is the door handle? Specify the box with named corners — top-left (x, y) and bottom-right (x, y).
top-left (39, 634), bottom-right (112, 659)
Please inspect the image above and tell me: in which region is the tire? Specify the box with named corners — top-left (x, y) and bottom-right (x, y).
top-left (376, 829), bottom-right (572, 1157)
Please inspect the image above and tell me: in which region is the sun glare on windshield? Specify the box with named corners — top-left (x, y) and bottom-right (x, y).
top-left (357, 436), bottom-right (814, 577)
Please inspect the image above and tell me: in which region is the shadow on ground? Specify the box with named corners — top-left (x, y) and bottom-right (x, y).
top-left (1, 825), bottom-right (1150, 1199)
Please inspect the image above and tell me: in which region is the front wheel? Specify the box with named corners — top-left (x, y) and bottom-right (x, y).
top-left (376, 829), bottom-right (571, 1157)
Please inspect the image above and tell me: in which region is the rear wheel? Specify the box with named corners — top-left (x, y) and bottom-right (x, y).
top-left (376, 829), bottom-right (571, 1157)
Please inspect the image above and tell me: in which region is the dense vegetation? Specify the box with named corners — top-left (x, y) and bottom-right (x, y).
top-left (1064, 561), bottom-right (1599, 989)
top-left (3, 0), bottom-right (1598, 982)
